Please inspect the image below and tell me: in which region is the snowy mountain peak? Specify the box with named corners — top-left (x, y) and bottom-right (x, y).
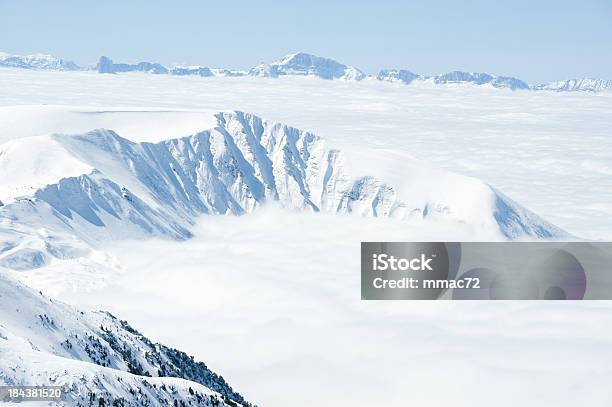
top-left (275, 52), bottom-right (307, 65)
top-left (250, 52), bottom-right (366, 81)
top-left (377, 69), bottom-right (421, 84)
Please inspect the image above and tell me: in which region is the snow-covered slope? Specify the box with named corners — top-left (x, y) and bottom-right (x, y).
top-left (0, 135), bottom-right (92, 202)
top-left (534, 78), bottom-right (612, 92)
top-left (209, 68), bottom-right (247, 77)
top-left (249, 53), bottom-right (366, 80)
top-left (0, 52), bottom-right (80, 71)
top-left (0, 111), bottom-right (566, 271)
top-left (376, 69), bottom-right (421, 84)
top-left (248, 63), bottom-right (278, 78)
top-left (0, 269), bottom-right (253, 407)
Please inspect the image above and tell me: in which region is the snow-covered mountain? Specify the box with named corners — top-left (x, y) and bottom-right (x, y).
top-left (376, 69), bottom-right (421, 85)
top-left (0, 269), bottom-right (253, 406)
top-left (0, 52), bottom-right (80, 71)
top-left (170, 66), bottom-right (215, 77)
top-left (533, 78), bottom-right (612, 92)
top-left (97, 56), bottom-right (169, 74)
top-left (249, 52), bottom-right (366, 80)
top-left (209, 68), bottom-right (247, 77)
top-left (0, 111), bottom-right (566, 271)
top-left (378, 69), bottom-right (530, 90)
top-left (248, 63), bottom-right (278, 78)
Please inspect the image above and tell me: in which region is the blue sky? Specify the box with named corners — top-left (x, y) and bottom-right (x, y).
top-left (1, 0), bottom-right (610, 83)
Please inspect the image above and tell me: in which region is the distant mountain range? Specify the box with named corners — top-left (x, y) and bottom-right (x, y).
top-left (1, 51), bottom-right (610, 92)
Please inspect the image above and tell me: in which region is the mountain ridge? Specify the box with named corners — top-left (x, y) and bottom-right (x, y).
top-left (0, 111), bottom-right (567, 272)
